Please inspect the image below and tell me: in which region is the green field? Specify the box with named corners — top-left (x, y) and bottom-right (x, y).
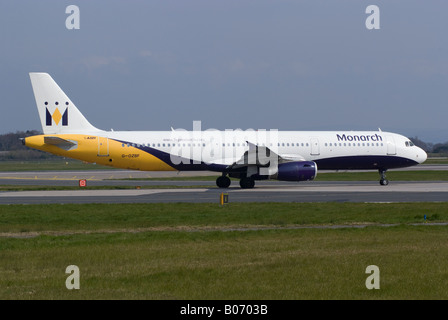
top-left (1, 159), bottom-right (447, 300)
top-left (0, 159), bottom-right (112, 171)
top-left (315, 170), bottom-right (448, 181)
top-left (1, 202), bottom-right (448, 299)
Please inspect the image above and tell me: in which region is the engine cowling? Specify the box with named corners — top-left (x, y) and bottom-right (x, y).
top-left (274, 161), bottom-right (317, 181)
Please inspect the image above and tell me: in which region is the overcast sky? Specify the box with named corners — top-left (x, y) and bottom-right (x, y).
top-left (1, 1), bottom-right (447, 142)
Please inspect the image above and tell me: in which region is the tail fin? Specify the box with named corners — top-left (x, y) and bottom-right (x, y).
top-left (29, 73), bottom-right (102, 134)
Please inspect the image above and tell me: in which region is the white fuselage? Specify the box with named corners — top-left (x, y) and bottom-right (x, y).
top-left (97, 129), bottom-right (427, 171)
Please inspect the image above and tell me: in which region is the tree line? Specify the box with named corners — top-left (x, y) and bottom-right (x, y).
top-left (0, 131), bottom-right (56, 160)
top-left (0, 131), bottom-right (446, 160)
top-left (409, 137), bottom-right (448, 154)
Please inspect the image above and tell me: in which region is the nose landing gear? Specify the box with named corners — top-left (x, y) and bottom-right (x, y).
top-left (379, 169), bottom-right (389, 186)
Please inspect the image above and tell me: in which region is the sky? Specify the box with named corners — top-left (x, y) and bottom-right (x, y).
top-left (1, 0), bottom-right (447, 143)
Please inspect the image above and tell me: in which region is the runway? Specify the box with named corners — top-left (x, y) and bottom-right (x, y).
top-left (0, 168), bottom-right (447, 204)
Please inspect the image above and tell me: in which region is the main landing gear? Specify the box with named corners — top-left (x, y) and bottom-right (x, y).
top-left (216, 174), bottom-right (256, 189)
top-left (216, 175), bottom-right (231, 188)
top-left (379, 169), bottom-right (389, 186)
top-left (239, 177), bottom-right (255, 189)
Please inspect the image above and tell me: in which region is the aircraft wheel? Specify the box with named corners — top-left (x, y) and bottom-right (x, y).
top-left (239, 177), bottom-right (255, 189)
top-left (216, 176), bottom-right (231, 188)
top-left (379, 169), bottom-right (389, 186)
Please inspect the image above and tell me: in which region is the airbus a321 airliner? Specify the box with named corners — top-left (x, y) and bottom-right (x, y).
top-left (23, 73), bottom-right (427, 188)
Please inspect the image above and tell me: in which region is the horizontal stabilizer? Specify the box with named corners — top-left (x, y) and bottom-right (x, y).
top-left (44, 136), bottom-right (78, 151)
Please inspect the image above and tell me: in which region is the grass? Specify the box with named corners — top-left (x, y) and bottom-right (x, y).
top-left (1, 202), bottom-right (448, 300)
top-left (1, 224), bottom-right (448, 300)
top-left (314, 170), bottom-right (448, 181)
top-left (425, 157), bottom-right (448, 164)
top-left (2, 226), bottom-right (448, 300)
top-left (0, 185), bottom-right (211, 192)
top-left (1, 158), bottom-right (447, 300)
top-left (0, 159), bottom-right (112, 171)
top-left (1, 202), bottom-right (447, 233)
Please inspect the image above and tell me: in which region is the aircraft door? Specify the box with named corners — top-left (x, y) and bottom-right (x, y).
top-left (386, 135), bottom-right (396, 155)
top-left (98, 137), bottom-right (109, 157)
top-left (310, 137), bottom-right (320, 156)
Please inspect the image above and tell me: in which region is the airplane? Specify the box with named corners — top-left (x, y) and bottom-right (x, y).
top-left (23, 72), bottom-right (427, 189)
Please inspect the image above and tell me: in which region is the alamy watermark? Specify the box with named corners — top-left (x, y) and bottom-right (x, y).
top-left (65, 265), bottom-right (80, 290)
top-left (365, 265), bottom-right (380, 289)
top-left (64, 5), bottom-right (379, 31)
top-left (168, 121), bottom-right (279, 175)
top-left (65, 5), bottom-right (80, 30)
top-left (365, 5), bottom-right (380, 30)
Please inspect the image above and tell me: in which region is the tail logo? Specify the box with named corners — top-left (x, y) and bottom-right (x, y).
top-left (45, 102), bottom-right (68, 126)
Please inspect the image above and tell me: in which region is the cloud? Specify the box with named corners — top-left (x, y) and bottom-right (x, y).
top-left (139, 50), bottom-right (153, 57)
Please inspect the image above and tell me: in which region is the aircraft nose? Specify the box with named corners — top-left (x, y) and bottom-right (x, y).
top-left (417, 147), bottom-right (427, 164)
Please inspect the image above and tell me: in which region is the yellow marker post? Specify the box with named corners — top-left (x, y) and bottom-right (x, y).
top-left (220, 192), bottom-right (229, 206)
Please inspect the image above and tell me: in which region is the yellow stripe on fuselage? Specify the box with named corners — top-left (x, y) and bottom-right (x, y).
top-left (25, 134), bottom-right (176, 171)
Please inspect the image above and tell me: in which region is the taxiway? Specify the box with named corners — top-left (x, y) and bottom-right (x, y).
top-left (0, 168), bottom-right (447, 204)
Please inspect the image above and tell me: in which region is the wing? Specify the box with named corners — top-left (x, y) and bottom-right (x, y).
top-left (225, 141), bottom-right (306, 175)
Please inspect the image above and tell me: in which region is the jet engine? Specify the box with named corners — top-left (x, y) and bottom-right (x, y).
top-left (272, 161), bottom-right (317, 181)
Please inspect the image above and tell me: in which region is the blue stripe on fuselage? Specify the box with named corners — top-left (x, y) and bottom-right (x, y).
top-left (314, 155), bottom-right (418, 170)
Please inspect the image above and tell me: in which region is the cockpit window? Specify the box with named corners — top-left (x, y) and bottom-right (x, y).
top-left (405, 140), bottom-right (415, 147)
